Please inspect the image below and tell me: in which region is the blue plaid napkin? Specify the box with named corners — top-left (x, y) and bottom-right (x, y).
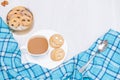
top-left (0, 17), bottom-right (120, 80)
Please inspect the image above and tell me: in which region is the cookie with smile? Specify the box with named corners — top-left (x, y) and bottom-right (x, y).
top-left (50, 48), bottom-right (65, 61)
top-left (49, 34), bottom-right (64, 48)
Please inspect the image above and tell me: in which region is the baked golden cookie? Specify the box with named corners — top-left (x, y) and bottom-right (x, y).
top-left (9, 17), bottom-right (20, 28)
top-left (10, 14), bottom-right (22, 20)
top-left (21, 16), bottom-right (32, 26)
top-left (7, 10), bottom-right (21, 20)
top-left (12, 6), bottom-right (26, 12)
top-left (49, 34), bottom-right (64, 48)
top-left (21, 10), bottom-right (33, 19)
top-left (7, 6), bottom-right (26, 20)
top-left (6, 6), bottom-right (33, 31)
top-left (51, 48), bottom-right (65, 61)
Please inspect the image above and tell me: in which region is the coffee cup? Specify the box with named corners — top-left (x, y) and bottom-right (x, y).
top-left (21, 34), bottom-right (49, 56)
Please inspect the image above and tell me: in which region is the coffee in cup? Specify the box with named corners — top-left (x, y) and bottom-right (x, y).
top-left (27, 36), bottom-right (48, 55)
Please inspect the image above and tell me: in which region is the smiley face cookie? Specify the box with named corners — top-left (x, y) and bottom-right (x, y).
top-left (6, 6), bottom-right (33, 31)
top-left (49, 34), bottom-right (64, 48)
top-left (51, 48), bottom-right (65, 61)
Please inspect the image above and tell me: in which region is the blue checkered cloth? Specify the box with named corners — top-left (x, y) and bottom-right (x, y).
top-left (0, 17), bottom-right (120, 80)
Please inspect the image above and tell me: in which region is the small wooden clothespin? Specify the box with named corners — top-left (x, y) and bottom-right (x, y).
top-left (1, 0), bottom-right (9, 7)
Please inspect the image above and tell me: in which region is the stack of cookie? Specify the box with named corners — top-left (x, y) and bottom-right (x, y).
top-left (49, 34), bottom-right (65, 61)
top-left (7, 6), bottom-right (33, 31)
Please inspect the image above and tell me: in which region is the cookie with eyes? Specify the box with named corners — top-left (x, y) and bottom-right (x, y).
top-left (49, 34), bottom-right (64, 48)
top-left (51, 48), bottom-right (65, 61)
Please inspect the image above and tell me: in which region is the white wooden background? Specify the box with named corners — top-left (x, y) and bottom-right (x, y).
top-left (0, 0), bottom-right (120, 61)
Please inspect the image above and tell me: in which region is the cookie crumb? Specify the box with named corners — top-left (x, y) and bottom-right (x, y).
top-left (1, 0), bottom-right (9, 7)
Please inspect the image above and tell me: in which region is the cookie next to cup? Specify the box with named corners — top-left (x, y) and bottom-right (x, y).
top-left (51, 48), bottom-right (65, 61)
top-left (49, 34), bottom-right (64, 48)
